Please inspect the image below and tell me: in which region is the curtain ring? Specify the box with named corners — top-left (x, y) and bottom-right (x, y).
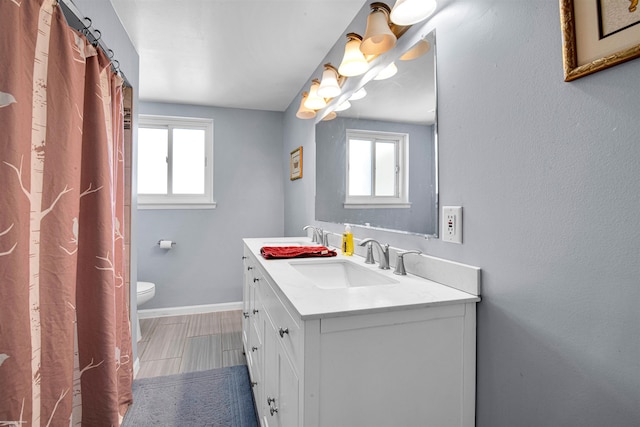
top-left (92, 29), bottom-right (102, 47)
top-left (83, 17), bottom-right (92, 30)
top-left (108, 49), bottom-right (115, 59)
top-left (113, 59), bottom-right (120, 70)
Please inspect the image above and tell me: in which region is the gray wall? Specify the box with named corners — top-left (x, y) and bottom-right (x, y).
top-left (283, 0), bottom-right (640, 425)
top-left (137, 102), bottom-right (284, 309)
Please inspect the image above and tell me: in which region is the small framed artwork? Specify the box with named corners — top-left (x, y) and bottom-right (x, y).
top-left (561, 0), bottom-right (640, 81)
top-left (290, 146), bottom-right (303, 181)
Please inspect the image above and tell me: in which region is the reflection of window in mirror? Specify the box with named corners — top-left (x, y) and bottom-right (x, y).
top-left (345, 129), bottom-right (410, 209)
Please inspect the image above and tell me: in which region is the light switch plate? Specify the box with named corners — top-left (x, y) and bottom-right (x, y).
top-left (442, 206), bottom-right (463, 244)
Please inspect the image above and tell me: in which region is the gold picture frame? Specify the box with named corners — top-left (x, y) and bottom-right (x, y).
top-left (290, 146), bottom-right (303, 180)
top-left (561, 0), bottom-right (640, 81)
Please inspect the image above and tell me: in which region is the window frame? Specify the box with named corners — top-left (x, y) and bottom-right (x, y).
top-left (344, 129), bottom-right (410, 209)
top-left (137, 114), bottom-right (215, 209)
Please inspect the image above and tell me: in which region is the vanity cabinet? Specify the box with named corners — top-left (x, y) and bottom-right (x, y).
top-left (243, 248), bottom-right (301, 426)
top-left (243, 242), bottom-right (478, 427)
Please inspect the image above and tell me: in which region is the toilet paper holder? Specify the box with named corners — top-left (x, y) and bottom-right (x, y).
top-left (157, 240), bottom-right (177, 248)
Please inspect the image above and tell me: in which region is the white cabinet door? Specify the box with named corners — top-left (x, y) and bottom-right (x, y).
top-left (248, 305), bottom-right (264, 419)
top-left (263, 316), bottom-right (300, 427)
top-left (241, 259), bottom-right (252, 349)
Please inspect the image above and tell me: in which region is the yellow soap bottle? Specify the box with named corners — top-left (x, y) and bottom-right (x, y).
top-left (342, 225), bottom-right (354, 256)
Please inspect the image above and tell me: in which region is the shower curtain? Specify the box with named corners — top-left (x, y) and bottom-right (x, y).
top-left (0, 0), bottom-right (133, 425)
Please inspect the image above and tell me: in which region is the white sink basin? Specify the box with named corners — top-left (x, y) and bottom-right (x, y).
top-left (289, 259), bottom-right (398, 289)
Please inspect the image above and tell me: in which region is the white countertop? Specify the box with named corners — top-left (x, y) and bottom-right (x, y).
top-left (245, 237), bottom-right (481, 320)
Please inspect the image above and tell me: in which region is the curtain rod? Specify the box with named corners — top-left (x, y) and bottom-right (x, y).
top-left (58, 0), bottom-right (130, 86)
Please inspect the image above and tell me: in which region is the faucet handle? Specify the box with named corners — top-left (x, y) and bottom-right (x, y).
top-left (394, 250), bottom-right (421, 276)
top-left (321, 230), bottom-right (329, 247)
top-left (363, 242), bottom-right (376, 264)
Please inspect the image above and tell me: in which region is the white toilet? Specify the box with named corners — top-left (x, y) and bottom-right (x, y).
top-left (136, 281), bottom-right (156, 342)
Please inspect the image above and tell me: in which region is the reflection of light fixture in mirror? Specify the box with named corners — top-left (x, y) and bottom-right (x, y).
top-left (361, 2), bottom-right (396, 55)
top-left (335, 100), bottom-right (351, 111)
top-left (390, 0), bottom-right (437, 25)
top-left (322, 111), bottom-right (337, 121)
top-left (304, 79), bottom-right (327, 110)
top-left (317, 64), bottom-right (341, 98)
top-left (338, 33), bottom-right (369, 77)
top-left (373, 62), bottom-right (398, 80)
top-left (296, 92), bottom-right (316, 119)
top-left (349, 87), bottom-right (367, 101)
top-left (400, 39), bottom-right (430, 60)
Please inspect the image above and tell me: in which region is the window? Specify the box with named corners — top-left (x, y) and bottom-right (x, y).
top-left (345, 129), bottom-right (409, 208)
top-left (137, 115), bottom-right (214, 209)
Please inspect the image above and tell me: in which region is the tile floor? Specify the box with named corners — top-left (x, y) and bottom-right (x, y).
top-left (136, 310), bottom-right (246, 379)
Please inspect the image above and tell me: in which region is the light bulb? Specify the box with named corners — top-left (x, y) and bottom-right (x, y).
top-left (304, 79), bottom-right (327, 110)
top-left (296, 92), bottom-right (316, 119)
top-left (338, 33), bottom-right (369, 77)
top-left (317, 64), bottom-right (341, 98)
top-left (390, 0), bottom-right (437, 26)
top-left (322, 111), bottom-right (337, 121)
top-left (400, 39), bottom-right (431, 61)
top-left (374, 62), bottom-right (398, 80)
top-left (349, 87), bottom-right (367, 101)
top-left (361, 3), bottom-right (396, 56)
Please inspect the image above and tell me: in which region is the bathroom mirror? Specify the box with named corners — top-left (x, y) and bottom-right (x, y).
top-left (315, 30), bottom-right (438, 237)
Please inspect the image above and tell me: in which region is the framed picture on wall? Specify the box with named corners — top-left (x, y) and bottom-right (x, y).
top-left (290, 146), bottom-right (303, 180)
top-left (561, 0), bottom-right (640, 81)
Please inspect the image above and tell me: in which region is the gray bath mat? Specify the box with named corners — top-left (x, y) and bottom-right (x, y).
top-left (122, 365), bottom-right (258, 427)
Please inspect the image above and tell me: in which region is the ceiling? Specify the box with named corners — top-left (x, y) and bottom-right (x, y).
top-left (110, 0), bottom-right (365, 112)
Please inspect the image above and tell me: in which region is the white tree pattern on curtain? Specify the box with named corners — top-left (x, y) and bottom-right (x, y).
top-left (0, 0), bottom-right (133, 425)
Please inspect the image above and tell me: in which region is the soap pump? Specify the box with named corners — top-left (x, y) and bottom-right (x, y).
top-left (342, 224), bottom-right (354, 256)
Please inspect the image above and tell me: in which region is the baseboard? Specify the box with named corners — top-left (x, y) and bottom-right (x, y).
top-left (137, 301), bottom-right (243, 319)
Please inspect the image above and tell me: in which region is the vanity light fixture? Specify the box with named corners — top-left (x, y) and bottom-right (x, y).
top-left (373, 61), bottom-right (398, 80)
top-left (390, 0), bottom-right (437, 25)
top-left (296, 92), bottom-right (316, 119)
top-left (338, 33), bottom-right (369, 77)
top-left (360, 2), bottom-right (397, 56)
top-left (334, 100), bottom-right (351, 111)
top-left (304, 79), bottom-right (327, 110)
top-left (400, 39), bottom-right (430, 60)
top-left (317, 64), bottom-right (342, 98)
top-left (349, 86), bottom-right (367, 101)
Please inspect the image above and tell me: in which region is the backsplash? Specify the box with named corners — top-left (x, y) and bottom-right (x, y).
top-left (323, 232), bottom-right (480, 296)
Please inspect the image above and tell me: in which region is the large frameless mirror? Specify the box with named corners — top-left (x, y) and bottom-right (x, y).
top-left (315, 29), bottom-right (438, 237)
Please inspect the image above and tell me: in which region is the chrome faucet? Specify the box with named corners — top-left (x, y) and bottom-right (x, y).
top-left (303, 225), bottom-right (324, 245)
top-left (393, 250), bottom-right (421, 275)
top-left (359, 238), bottom-right (390, 270)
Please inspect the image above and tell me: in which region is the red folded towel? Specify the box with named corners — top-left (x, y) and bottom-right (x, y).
top-left (260, 246), bottom-right (337, 259)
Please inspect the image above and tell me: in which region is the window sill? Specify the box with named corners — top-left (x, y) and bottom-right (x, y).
top-left (344, 202), bottom-right (411, 209)
top-left (138, 202), bottom-right (217, 210)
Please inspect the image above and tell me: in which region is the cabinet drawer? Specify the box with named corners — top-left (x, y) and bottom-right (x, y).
top-left (260, 277), bottom-right (303, 368)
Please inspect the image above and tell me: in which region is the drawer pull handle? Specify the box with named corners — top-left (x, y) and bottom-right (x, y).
top-left (270, 406), bottom-right (279, 416)
top-left (251, 346), bottom-right (258, 352)
top-left (253, 277), bottom-right (259, 283)
top-left (278, 327), bottom-right (289, 338)
top-left (267, 397), bottom-right (276, 405)
top-left (251, 381), bottom-right (257, 387)
top-left (242, 311), bottom-right (249, 319)
top-left (242, 256), bottom-right (247, 260)
top-left (247, 266), bottom-right (253, 271)
top-left (253, 309), bottom-right (259, 314)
